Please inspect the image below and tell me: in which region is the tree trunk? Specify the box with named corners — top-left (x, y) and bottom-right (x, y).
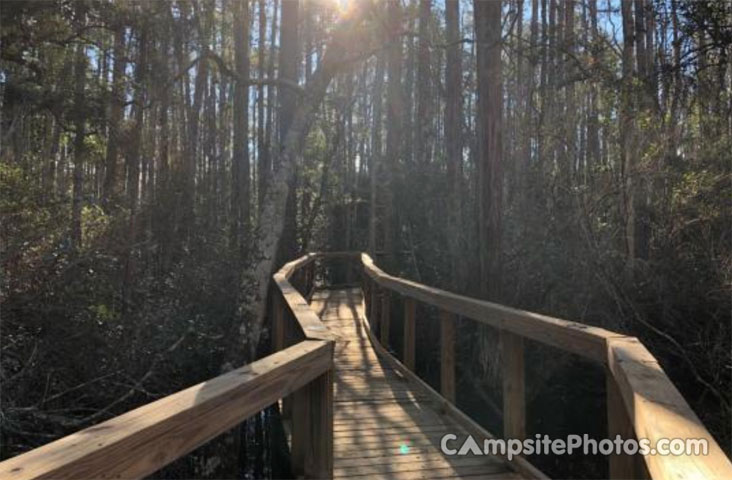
top-left (102, 23), bottom-right (126, 208)
top-left (278, 0), bottom-right (300, 261)
top-left (261, 0), bottom-right (278, 217)
top-left (232, 0), bottom-right (251, 255)
top-left (237, 0), bottom-right (374, 361)
top-left (70, 37), bottom-right (87, 252)
top-left (415, 0), bottom-right (432, 165)
top-left (445, 0), bottom-right (464, 290)
top-left (621, 0), bottom-right (637, 264)
top-left (123, 23), bottom-right (148, 308)
top-left (384, 0), bottom-right (403, 270)
top-left (257, 0), bottom-right (269, 212)
top-left (369, 53), bottom-right (384, 255)
top-left (474, 0), bottom-right (503, 301)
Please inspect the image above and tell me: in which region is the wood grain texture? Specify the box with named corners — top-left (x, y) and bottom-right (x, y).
top-left (606, 366), bottom-right (639, 479)
top-left (381, 289), bottom-right (391, 347)
top-left (362, 295), bottom-right (549, 480)
top-left (275, 275), bottom-right (335, 341)
top-left (501, 330), bottom-right (525, 440)
top-left (292, 369), bottom-right (334, 478)
top-left (0, 340), bottom-right (333, 480)
top-left (8, 252), bottom-right (728, 480)
top-left (607, 337), bottom-right (732, 480)
top-left (273, 291), bottom-right (285, 351)
top-left (404, 297), bottom-right (416, 370)
top-left (311, 288), bottom-right (522, 480)
top-left (362, 253), bottom-right (622, 363)
top-left (440, 310), bottom-right (456, 403)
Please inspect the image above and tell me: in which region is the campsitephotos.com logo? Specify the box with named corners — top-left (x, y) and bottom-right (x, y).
top-left (440, 434), bottom-right (709, 461)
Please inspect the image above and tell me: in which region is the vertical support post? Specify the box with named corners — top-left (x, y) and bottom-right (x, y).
top-left (500, 330), bottom-right (525, 440)
top-left (292, 368), bottom-right (334, 478)
top-left (403, 298), bottom-right (416, 370)
top-left (369, 283), bottom-right (379, 332)
top-left (277, 294), bottom-right (292, 423)
top-left (440, 310), bottom-right (456, 403)
top-left (607, 370), bottom-right (640, 479)
top-left (273, 291), bottom-right (285, 352)
top-left (380, 290), bottom-right (391, 346)
top-left (306, 261), bottom-right (314, 297)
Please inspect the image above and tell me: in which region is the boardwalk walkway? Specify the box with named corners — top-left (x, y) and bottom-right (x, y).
top-left (311, 287), bottom-right (521, 480)
top-left (3, 252), bottom-right (728, 480)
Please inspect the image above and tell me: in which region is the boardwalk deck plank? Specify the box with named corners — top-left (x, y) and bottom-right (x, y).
top-left (312, 288), bottom-right (519, 480)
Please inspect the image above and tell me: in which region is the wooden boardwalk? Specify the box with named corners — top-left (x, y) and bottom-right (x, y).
top-left (310, 288), bottom-right (521, 480)
top-left (2, 253), bottom-right (730, 480)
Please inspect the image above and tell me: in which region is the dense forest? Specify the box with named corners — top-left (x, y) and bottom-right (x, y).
top-left (1, 0), bottom-right (730, 478)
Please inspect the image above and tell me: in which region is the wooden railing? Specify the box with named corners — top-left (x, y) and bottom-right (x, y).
top-left (0, 254), bottom-right (337, 480)
top-left (3, 251), bottom-right (730, 480)
top-left (355, 252), bottom-right (732, 480)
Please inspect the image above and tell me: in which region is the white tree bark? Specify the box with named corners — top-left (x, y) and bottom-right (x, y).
top-left (237, 1), bottom-right (375, 360)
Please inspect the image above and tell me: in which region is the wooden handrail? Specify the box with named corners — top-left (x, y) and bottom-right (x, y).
top-left (0, 253), bottom-right (340, 480)
top-left (607, 337), bottom-right (732, 479)
top-left (270, 253), bottom-right (345, 478)
top-left (361, 253), bottom-right (623, 363)
top-left (347, 251), bottom-right (731, 480)
top-left (3, 251), bottom-right (728, 480)
top-left (0, 340), bottom-right (332, 480)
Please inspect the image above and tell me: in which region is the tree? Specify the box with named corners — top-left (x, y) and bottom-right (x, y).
top-left (232, 0), bottom-right (251, 254)
top-left (475, 0), bottom-right (504, 300)
top-left (70, 3), bottom-right (87, 252)
top-left (383, 0), bottom-right (403, 270)
top-left (238, 0), bottom-right (376, 360)
top-left (102, 18), bottom-right (126, 208)
top-left (445, 0), bottom-right (464, 290)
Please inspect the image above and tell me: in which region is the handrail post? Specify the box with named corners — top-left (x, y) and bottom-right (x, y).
top-left (606, 370), bottom-right (642, 479)
top-left (440, 310), bottom-right (456, 403)
top-left (363, 276), bottom-right (370, 317)
top-left (380, 290), bottom-right (391, 347)
top-left (292, 367), bottom-right (334, 479)
top-left (305, 261), bottom-right (314, 297)
top-left (403, 298), bottom-right (416, 370)
top-left (273, 291), bottom-right (285, 352)
top-left (370, 282), bottom-right (380, 332)
top-left (501, 330), bottom-right (525, 440)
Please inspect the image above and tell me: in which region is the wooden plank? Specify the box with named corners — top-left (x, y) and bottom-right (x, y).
top-left (339, 472), bottom-right (522, 480)
top-left (334, 424), bottom-right (465, 439)
top-left (334, 451), bottom-right (478, 468)
top-left (338, 471), bottom-right (522, 480)
top-left (318, 285), bottom-right (540, 480)
top-left (370, 284), bottom-right (380, 333)
top-left (305, 262), bottom-right (315, 297)
top-left (273, 291), bottom-right (285, 351)
top-left (404, 297), bottom-right (416, 370)
top-left (364, 278), bottom-right (372, 318)
top-left (275, 277), bottom-right (335, 341)
top-left (334, 401), bottom-right (437, 415)
top-left (361, 253), bottom-right (623, 363)
top-left (381, 289), bottom-right (391, 347)
top-left (335, 463), bottom-right (508, 480)
top-left (334, 455), bottom-right (506, 477)
top-left (0, 340), bottom-right (333, 480)
top-left (606, 367), bottom-right (638, 479)
top-left (362, 310), bottom-right (549, 480)
top-left (607, 337), bottom-right (732, 480)
top-left (292, 369), bottom-right (334, 479)
top-left (440, 310), bottom-right (456, 403)
top-left (334, 423), bottom-right (451, 438)
top-left (335, 444), bottom-right (451, 461)
top-left (500, 330), bottom-right (525, 440)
